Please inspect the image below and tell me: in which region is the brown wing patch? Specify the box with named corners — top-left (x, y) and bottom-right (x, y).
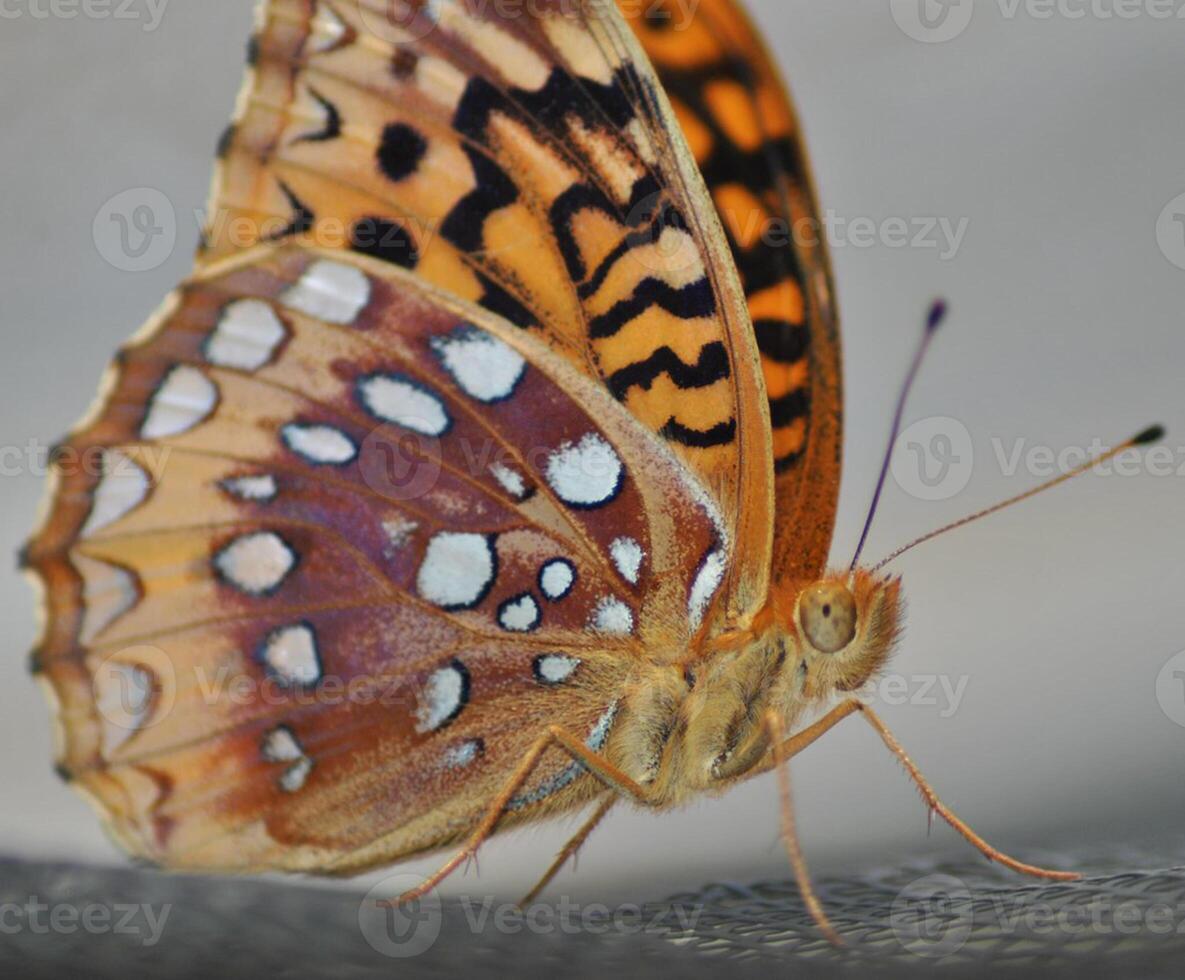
top-left (24, 245), bottom-right (725, 871)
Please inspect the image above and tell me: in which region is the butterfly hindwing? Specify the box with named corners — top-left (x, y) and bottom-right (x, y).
top-left (25, 245), bottom-right (725, 871)
top-left (625, 0), bottom-right (843, 583)
top-left (206, 0), bottom-right (774, 621)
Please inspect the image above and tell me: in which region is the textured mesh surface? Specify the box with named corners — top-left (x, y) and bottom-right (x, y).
top-left (3, 846), bottom-right (1185, 978)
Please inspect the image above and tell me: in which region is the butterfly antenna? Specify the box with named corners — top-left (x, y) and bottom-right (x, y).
top-left (872, 424), bottom-right (1166, 573)
top-left (849, 300), bottom-right (947, 571)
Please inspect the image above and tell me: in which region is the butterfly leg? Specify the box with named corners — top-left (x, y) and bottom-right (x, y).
top-left (760, 699), bottom-right (1078, 881)
top-left (387, 726), bottom-right (654, 906)
top-left (854, 703), bottom-right (1080, 881)
top-left (519, 796), bottom-right (618, 907)
top-left (763, 710), bottom-right (844, 946)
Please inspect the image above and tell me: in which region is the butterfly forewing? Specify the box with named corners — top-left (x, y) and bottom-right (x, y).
top-left (206, 0), bottom-right (774, 620)
top-left (26, 245), bottom-right (724, 871)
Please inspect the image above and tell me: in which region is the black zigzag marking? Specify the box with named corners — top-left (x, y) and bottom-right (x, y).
top-left (768, 388), bottom-right (809, 428)
top-left (577, 197), bottom-right (691, 301)
top-left (657, 59), bottom-right (808, 298)
top-left (476, 272), bottom-right (535, 329)
top-left (588, 277), bottom-right (716, 340)
top-left (660, 416), bottom-right (737, 449)
top-left (296, 88), bottom-right (342, 144)
top-left (267, 181), bottom-right (316, 239)
top-left (440, 145), bottom-right (519, 253)
top-left (453, 68), bottom-right (639, 146)
top-left (607, 342), bottom-right (730, 400)
top-left (550, 182), bottom-right (619, 285)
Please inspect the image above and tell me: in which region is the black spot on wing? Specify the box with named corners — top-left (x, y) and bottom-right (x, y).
top-left (376, 122), bottom-right (427, 182)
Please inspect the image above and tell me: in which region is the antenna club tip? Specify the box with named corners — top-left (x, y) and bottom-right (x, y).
top-left (926, 299), bottom-right (948, 333)
top-left (1132, 424), bottom-right (1166, 446)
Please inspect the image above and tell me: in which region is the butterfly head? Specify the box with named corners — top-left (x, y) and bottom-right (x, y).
top-left (783, 569), bottom-right (904, 699)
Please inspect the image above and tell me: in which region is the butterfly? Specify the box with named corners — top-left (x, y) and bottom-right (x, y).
top-left (28, 0), bottom-right (1133, 942)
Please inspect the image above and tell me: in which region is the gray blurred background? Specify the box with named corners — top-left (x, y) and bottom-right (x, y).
top-left (1, 0), bottom-right (1183, 907)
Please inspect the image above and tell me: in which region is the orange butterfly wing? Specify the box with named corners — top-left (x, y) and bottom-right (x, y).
top-left (26, 246), bottom-right (724, 871)
top-left (204, 0), bottom-right (774, 622)
top-left (625, 0), bottom-right (844, 584)
top-left (25, 0), bottom-right (842, 872)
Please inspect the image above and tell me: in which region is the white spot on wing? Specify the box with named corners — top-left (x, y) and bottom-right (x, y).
top-left (442, 739), bottom-right (482, 770)
top-left (534, 654), bottom-right (580, 686)
top-left (308, 1), bottom-right (347, 52)
top-left (262, 726), bottom-right (304, 763)
top-left (539, 559), bottom-right (575, 601)
top-left (688, 550), bottom-right (728, 631)
top-left (609, 537), bottom-right (644, 585)
top-left (415, 662), bottom-right (469, 733)
top-left (222, 474), bottom-right (278, 502)
top-left (141, 366), bottom-right (217, 438)
top-left (282, 423), bottom-right (357, 465)
top-left (358, 374), bottom-right (450, 436)
top-left (382, 517), bottom-right (418, 553)
top-left (489, 461), bottom-right (528, 500)
top-left (498, 594), bottom-right (540, 633)
top-left (281, 259), bottom-right (371, 324)
top-left (263, 726), bottom-right (314, 793)
top-left (279, 756), bottom-right (314, 793)
top-left (417, 532), bottom-right (495, 609)
top-left (545, 433), bottom-right (623, 509)
top-left (430, 326), bottom-right (526, 403)
top-left (215, 532), bottom-right (296, 595)
top-left (205, 299), bottom-right (286, 371)
top-left (590, 597), bottom-right (634, 636)
top-left (82, 450), bottom-right (150, 536)
top-left (260, 624), bottom-right (321, 687)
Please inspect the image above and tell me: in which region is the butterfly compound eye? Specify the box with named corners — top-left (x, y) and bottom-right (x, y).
top-left (799, 583), bottom-right (858, 654)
